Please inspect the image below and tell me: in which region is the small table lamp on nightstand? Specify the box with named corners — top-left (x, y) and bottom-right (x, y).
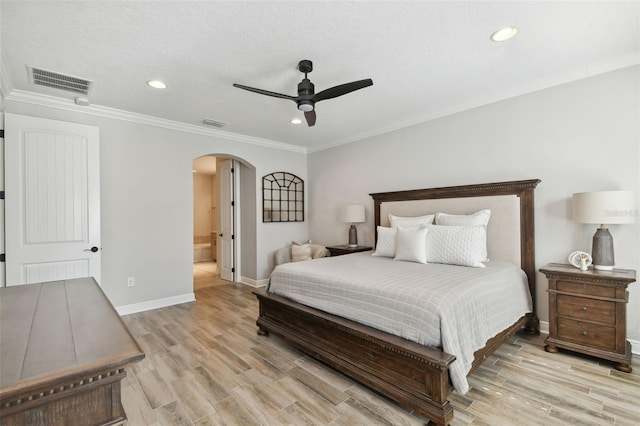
top-left (572, 190), bottom-right (636, 270)
top-left (341, 204), bottom-right (365, 248)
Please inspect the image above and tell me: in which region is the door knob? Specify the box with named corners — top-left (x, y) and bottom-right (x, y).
top-left (84, 246), bottom-right (99, 252)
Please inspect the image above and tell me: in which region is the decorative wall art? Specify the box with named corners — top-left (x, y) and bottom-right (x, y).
top-left (262, 172), bottom-right (304, 222)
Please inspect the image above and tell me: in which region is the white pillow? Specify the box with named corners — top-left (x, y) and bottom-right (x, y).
top-left (291, 243), bottom-right (312, 262)
top-left (388, 213), bottom-right (435, 228)
top-left (394, 227), bottom-right (428, 264)
top-left (435, 210), bottom-right (490, 261)
top-left (372, 226), bottom-right (397, 257)
top-left (435, 209), bottom-right (490, 227)
top-left (425, 225), bottom-right (486, 268)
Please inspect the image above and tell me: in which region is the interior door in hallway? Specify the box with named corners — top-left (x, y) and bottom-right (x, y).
top-left (4, 114), bottom-right (101, 286)
top-left (218, 159), bottom-right (234, 282)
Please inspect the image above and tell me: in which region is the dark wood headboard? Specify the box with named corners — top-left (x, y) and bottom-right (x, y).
top-left (369, 179), bottom-right (541, 331)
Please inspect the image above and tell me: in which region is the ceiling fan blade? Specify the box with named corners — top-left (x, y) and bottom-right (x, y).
top-left (304, 110), bottom-right (316, 127)
top-left (313, 79), bottom-right (373, 102)
top-left (232, 83), bottom-right (296, 101)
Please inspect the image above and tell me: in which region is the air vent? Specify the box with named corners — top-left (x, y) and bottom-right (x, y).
top-left (202, 118), bottom-right (227, 128)
top-left (27, 66), bottom-right (94, 95)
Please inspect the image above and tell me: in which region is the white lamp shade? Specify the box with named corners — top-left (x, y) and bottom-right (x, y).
top-left (572, 190), bottom-right (636, 225)
top-left (341, 204), bottom-right (365, 223)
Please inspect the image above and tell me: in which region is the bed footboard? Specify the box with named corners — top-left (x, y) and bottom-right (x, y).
top-left (254, 288), bottom-right (456, 426)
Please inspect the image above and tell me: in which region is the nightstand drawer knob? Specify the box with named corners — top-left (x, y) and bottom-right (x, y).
top-left (582, 330), bottom-right (588, 336)
top-left (582, 283), bottom-right (588, 289)
top-left (581, 306), bottom-right (588, 312)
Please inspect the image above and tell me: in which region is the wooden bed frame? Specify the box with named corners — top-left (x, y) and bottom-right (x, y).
top-left (254, 179), bottom-right (540, 425)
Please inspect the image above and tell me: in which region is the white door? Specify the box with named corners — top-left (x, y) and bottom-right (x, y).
top-left (218, 159), bottom-right (234, 281)
top-left (4, 114), bottom-right (101, 286)
top-left (0, 115), bottom-right (5, 287)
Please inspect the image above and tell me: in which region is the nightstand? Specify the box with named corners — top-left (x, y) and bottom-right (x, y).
top-left (327, 245), bottom-right (372, 257)
top-left (540, 263), bottom-right (636, 372)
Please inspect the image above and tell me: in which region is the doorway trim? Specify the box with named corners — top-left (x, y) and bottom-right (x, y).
top-left (193, 155), bottom-right (248, 285)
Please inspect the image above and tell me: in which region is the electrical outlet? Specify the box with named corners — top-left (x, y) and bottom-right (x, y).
top-left (127, 277), bottom-right (135, 287)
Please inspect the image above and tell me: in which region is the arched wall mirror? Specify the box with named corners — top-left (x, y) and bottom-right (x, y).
top-left (262, 172), bottom-right (304, 222)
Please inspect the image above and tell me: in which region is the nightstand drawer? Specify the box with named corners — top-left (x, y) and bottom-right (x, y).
top-left (557, 318), bottom-right (615, 351)
top-left (557, 280), bottom-right (615, 298)
top-left (557, 295), bottom-right (615, 325)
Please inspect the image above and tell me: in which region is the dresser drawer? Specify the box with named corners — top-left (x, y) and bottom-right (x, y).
top-left (557, 295), bottom-right (615, 325)
top-left (557, 318), bottom-right (615, 351)
top-left (556, 280), bottom-right (615, 298)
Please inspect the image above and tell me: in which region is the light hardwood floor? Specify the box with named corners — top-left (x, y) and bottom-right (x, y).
top-left (120, 271), bottom-right (640, 425)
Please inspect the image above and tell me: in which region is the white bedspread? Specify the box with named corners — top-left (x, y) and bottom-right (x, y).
top-left (268, 251), bottom-right (532, 394)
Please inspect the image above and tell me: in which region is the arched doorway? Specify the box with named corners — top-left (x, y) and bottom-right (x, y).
top-left (192, 155), bottom-right (256, 291)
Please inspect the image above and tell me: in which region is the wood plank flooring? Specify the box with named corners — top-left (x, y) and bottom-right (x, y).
top-left (121, 271), bottom-right (640, 425)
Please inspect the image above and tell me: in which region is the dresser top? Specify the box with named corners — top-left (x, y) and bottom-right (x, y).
top-left (0, 278), bottom-right (145, 396)
top-left (540, 263), bottom-right (636, 282)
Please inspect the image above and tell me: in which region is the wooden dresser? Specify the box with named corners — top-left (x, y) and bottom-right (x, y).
top-left (540, 263), bottom-right (636, 372)
top-left (0, 278), bottom-right (145, 425)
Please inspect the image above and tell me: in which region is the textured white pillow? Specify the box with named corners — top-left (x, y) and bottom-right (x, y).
top-left (394, 227), bottom-right (428, 264)
top-left (291, 244), bottom-right (312, 262)
top-left (425, 225), bottom-right (486, 268)
top-left (435, 210), bottom-right (490, 261)
top-left (388, 213), bottom-right (435, 228)
top-left (372, 226), bottom-right (397, 257)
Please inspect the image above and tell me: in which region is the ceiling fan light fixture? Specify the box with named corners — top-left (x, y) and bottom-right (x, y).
top-left (490, 26), bottom-right (518, 42)
top-left (147, 79), bottom-right (167, 89)
top-left (297, 100), bottom-right (314, 112)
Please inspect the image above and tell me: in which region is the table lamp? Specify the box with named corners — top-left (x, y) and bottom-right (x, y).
top-left (572, 190), bottom-right (636, 270)
top-left (341, 204), bottom-right (365, 248)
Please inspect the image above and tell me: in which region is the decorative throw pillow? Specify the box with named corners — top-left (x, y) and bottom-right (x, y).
top-left (388, 213), bottom-right (435, 228)
top-left (435, 210), bottom-right (490, 261)
top-left (291, 243), bottom-right (312, 262)
top-left (424, 225), bottom-right (486, 268)
top-left (372, 226), bottom-right (397, 257)
top-left (292, 239), bottom-right (312, 245)
top-left (394, 226), bottom-right (428, 264)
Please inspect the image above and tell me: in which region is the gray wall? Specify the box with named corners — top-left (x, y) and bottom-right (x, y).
top-left (3, 101), bottom-right (308, 307)
top-left (308, 65), bottom-right (640, 343)
top-left (240, 162), bottom-right (257, 280)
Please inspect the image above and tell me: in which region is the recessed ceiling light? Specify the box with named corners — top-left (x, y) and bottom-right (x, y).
top-left (147, 80), bottom-right (167, 89)
top-left (290, 118), bottom-right (302, 125)
top-left (490, 26), bottom-right (518, 42)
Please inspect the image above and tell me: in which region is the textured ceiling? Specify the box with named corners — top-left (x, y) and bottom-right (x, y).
top-left (1, 1), bottom-right (639, 151)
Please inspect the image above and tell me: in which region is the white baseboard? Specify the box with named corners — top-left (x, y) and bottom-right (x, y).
top-left (539, 320), bottom-right (549, 335)
top-left (115, 277), bottom-right (267, 316)
top-left (537, 320), bottom-right (640, 355)
top-left (241, 276), bottom-right (268, 288)
top-left (116, 292), bottom-right (195, 316)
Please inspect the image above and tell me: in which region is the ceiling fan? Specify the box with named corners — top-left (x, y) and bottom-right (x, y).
top-left (233, 60), bottom-right (373, 127)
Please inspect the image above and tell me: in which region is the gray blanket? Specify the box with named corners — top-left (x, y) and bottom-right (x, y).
top-left (269, 252), bottom-right (532, 394)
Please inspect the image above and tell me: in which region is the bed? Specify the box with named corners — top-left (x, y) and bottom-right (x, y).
top-left (253, 179), bottom-right (540, 425)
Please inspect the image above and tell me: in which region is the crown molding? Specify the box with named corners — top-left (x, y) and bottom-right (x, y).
top-left (308, 60), bottom-right (640, 154)
top-left (5, 89), bottom-right (307, 154)
top-left (0, 60), bottom-right (12, 109)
